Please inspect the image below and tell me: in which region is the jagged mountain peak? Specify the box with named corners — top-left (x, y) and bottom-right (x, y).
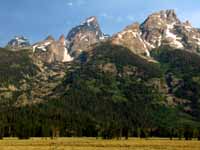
top-left (125, 22), bottom-right (140, 31)
top-left (140, 9), bottom-right (200, 52)
top-left (183, 20), bottom-right (192, 27)
top-left (15, 35), bottom-right (27, 40)
top-left (161, 9), bottom-right (178, 21)
top-left (111, 9), bottom-right (200, 58)
top-left (141, 10), bottom-right (180, 31)
top-left (6, 9), bottom-right (199, 63)
top-left (66, 16), bottom-right (106, 57)
top-left (45, 35), bottom-right (55, 41)
top-left (6, 36), bottom-right (30, 49)
top-left (67, 16), bottom-right (102, 40)
top-left (58, 34), bottom-right (66, 46)
top-left (147, 9), bottom-right (180, 24)
top-left (81, 16), bottom-right (98, 26)
top-left (59, 34), bottom-right (65, 40)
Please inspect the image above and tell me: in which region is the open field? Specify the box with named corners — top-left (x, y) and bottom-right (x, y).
top-left (0, 138), bottom-right (200, 150)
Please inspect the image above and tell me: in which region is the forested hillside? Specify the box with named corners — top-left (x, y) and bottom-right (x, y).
top-left (0, 44), bottom-right (200, 139)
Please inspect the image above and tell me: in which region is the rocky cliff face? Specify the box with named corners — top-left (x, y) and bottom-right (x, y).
top-left (112, 23), bottom-right (150, 57)
top-left (66, 16), bottom-right (108, 57)
top-left (32, 35), bottom-right (73, 63)
top-left (111, 9), bottom-right (200, 57)
top-left (141, 9), bottom-right (200, 52)
top-left (140, 10), bottom-right (181, 50)
top-left (30, 16), bottom-right (108, 63)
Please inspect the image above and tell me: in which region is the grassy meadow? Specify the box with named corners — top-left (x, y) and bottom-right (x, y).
top-left (0, 138), bottom-right (200, 150)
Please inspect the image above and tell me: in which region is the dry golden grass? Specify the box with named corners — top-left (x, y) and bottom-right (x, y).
top-left (0, 138), bottom-right (200, 150)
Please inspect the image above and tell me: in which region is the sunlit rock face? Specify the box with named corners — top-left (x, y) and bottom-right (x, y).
top-left (140, 9), bottom-right (200, 52)
top-left (112, 23), bottom-right (150, 57)
top-left (111, 9), bottom-right (200, 58)
top-left (32, 35), bottom-right (73, 63)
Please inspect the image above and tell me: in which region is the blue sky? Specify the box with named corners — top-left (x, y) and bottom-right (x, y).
top-left (0, 0), bottom-right (200, 46)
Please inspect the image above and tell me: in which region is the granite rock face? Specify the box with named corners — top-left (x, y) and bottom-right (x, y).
top-left (112, 23), bottom-right (150, 57)
top-left (141, 9), bottom-right (200, 52)
top-left (111, 10), bottom-right (200, 58)
top-left (66, 16), bottom-right (108, 57)
top-left (32, 35), bottom-right (73, 63)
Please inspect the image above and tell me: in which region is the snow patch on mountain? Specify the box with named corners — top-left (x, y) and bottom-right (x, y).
top-left (63, 48), bottom-right (74, 62)
top-left (166, 26), bottom-right (177, 39)
top-left (145, 49), bottom-right (150, 57)
top-left (165, 24), bottom-right (184, 49)
top-left (87, 17), bottom-right (95, 23)
top-left (119, 30), bottom-right (138, 38)
top-left (33, 42), bottom-right (51, 52)
top-left (144, 40), bottom-right (156, 49)
top-left (81, 16), bottom-right (96, 26)
top-left (192, 36), bottom-right (200, 45)
top-left (80, 35), bottom-right (87, 41)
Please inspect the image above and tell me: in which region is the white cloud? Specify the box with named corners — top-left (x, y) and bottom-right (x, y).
top-left (67, 2), bottom-right (73, 6)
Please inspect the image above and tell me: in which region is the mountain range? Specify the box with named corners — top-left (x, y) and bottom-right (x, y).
top-left (6, 9), bottom-right (200, 62)
top-left (1, 9), bottom-right (200, 139)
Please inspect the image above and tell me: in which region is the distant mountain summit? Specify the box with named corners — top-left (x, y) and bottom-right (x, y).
top-left (141, 9), bottom-right (200, 52)
top-left (66, 16), bottom-right (108, 57)
top-left (112, 9), bottom-right (200, 57)
top-left (140, 9), bottom-right (181, 49)
top-left (6, 36), bottom-right (30, 49)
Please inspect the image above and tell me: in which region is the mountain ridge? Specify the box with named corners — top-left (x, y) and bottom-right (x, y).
top-left (5, 9), bottom-right (200, 63)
